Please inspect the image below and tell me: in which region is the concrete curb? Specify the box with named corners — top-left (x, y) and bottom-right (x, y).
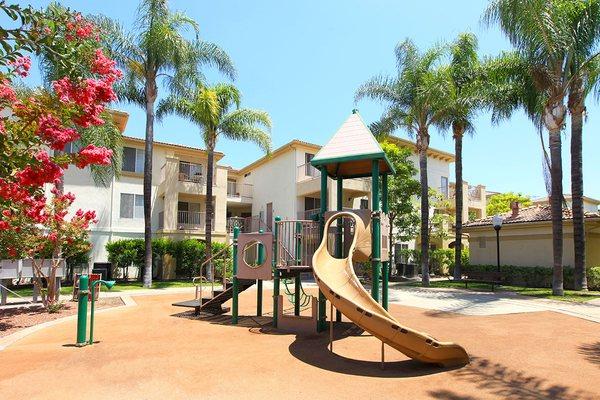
top-left (0, 295), bottom-right (137, 351)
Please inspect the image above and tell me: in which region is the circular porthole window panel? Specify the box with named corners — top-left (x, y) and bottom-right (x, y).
top-left (242, 240), bottom-right (265, 269)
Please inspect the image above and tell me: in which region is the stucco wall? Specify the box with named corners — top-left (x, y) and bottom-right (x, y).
top-left (466, 222), bottom-right (600, 268)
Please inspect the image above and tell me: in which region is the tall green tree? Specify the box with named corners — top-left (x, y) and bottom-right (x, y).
top-left (566, 1), bottom-right (600, 290)
top-left (157, 83), bottom-right (271, 280)
top-left (486, 192), bottom-right (533, 216)
top-left (356, 39), bottom-right (448, 286)
top-left (437, 33), bottom-right (482, 280)
top-left (484, 0), bottom-right (597, 295)
top-left (97, 0), bottom-right (235, 287)
top-left (380, 141), bottom-right (420, 257)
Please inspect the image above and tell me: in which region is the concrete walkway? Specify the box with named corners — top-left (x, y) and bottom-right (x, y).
top-left (386, 284), bottom-right (600, 323)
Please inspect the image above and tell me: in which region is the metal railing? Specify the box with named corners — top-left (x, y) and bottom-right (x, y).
top-left (178, 161), bottom-right (216, 185)
top-left (276, 219), bottom-right (320, 268)
top-left (226, 181), bottom-right (253, 199)
top-left (297, 208), bottom-right (320, 220)
top-left (468, 185), bottom-right (482, 201)
top-left (177, 210), bottom-right (215, 230)
top-left (297, 162), bottom-right (320, 181)
top-left (227, 215), bottom-right (271, 233)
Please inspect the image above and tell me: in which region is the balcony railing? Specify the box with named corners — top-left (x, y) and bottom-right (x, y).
top-left (227, 182), bottom-right (253, 199)
top-left (297, 208), bottom-right (320, 220)
top-left (227, 215), bottom-right (270, 233)
top-left (468, 185), bottom-right (482, 201)
top-left (297, 162), bottom-right (320, 181)
top-left (177, 210), bottom-right (215, 231)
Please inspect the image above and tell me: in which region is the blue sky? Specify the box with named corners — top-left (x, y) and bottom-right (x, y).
top-left (28, 0), bottom-right (600, 199)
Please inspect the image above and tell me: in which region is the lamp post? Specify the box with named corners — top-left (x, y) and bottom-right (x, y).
top-left (492, 215), bottom-right (503, 273)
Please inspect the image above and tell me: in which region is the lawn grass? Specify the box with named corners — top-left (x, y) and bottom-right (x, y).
top-left (7, 279), bottom-right (209, 298)
top-left (405, 279), bottom-right (600, 303)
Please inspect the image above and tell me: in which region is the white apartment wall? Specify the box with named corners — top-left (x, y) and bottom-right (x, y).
top-left (247, 149), bottom-right (297, 222)
top-left (408, 154), bottom-right (450, 194)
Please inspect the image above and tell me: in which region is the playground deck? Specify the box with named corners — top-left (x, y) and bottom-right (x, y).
top-left (1, 288), bottom-right (598, 400)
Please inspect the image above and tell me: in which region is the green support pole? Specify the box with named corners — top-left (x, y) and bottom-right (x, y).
top-left (382, 173), bottom-right (389, 310)
top-left (317, 167), bottom-right (328, 332)
top-left (371, 160), bottom-right (381, 303)
top-left (272, 216), bottom-right (281, 328)
top-left (335, 177), bottom-right (343, 322)
top-left (232, 226), bottom-right (240, 325)
top-left (89, 281), bottom-right (97, 345)
top-left (294, 221), bottom-right (301, 316)
top-left (257, 228), bottom-right (264, 316)
top-left (76, 275), bottom-right (89, 346)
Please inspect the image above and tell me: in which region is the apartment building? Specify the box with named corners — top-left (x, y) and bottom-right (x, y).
top-left (63, 110), bottom-right (487, 267)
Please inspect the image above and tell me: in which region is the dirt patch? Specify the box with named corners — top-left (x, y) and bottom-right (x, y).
top-left (0, 297), bottom-right (124, 338)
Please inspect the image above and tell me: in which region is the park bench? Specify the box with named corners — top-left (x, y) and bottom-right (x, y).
top-left (461, 271), bottom-right (506, 291)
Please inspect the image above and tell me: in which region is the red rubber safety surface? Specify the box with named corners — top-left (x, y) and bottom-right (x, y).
top-left (0, 289), bottom-right (598, 400)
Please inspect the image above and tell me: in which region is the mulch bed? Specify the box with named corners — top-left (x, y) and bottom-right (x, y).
top-left (0, 297), bottom-right (124, 338)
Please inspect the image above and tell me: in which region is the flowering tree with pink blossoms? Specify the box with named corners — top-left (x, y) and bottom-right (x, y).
top-left (0, 3), bottom-right (121, 308)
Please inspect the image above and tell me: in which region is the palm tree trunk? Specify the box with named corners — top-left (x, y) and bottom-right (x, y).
top-left (549, 129), bottom-right (564, 296)
top-left (570, 100), bottom-right (587, 290)
top-left (418, 131), bottom-right (430, 287)
top-left (453, 126), bottom-right (464, 281)
top-left (204, 138), bottom-right (215, 281)
top-left (142, 77), bottom-right (157, 288)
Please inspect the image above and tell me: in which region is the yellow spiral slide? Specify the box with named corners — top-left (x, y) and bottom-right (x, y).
top-left (312, 212), bottom-right (469, 367)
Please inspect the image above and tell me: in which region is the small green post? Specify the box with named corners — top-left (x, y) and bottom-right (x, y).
top-left (382, 173), bottom-right (389, 310)
top-left (88, 279), bottom-right (115, 345)
top-left (76, 275), bottom-right (89, 346)
top-left (257, 228), bottom-right (264, 316)
top-left (272, 216), bottom-right (281, 328)
top-left (371, 160), bottom-right (381, 303)
top-left (317, 167), bottom-right (328, 332)
top-left (335, 177), bottom-right (343, 322)
top-left (232, 226), bottom-right (240, 325)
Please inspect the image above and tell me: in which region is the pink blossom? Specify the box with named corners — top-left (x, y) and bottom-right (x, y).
top-left (36, 114), bottom-right (80, 151)
top-left (75, 145), bottom-right (112, 168)
top-left (10, 56), bottom-right (31, 78)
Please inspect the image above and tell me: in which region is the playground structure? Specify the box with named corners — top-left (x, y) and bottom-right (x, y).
top-left (0, 259), bottom-right (65, 305)
top-left (174, 110), bottom-right (469, 368)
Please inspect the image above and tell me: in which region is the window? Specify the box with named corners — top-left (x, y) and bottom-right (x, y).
top-left (479, 237), bottom-right (487, 249)
top-left (440, 176), bottom-right (449, 198)
top-left (120, 193), bottom-right (144, 218)
top-left (360, 199), bottom-right (369, 209)
top-left (304, 197), bottom-right (321, 211)
top-left (122, 147), bottom-right (144, 173)
top-left (63, 141), bottom-right (80, 154)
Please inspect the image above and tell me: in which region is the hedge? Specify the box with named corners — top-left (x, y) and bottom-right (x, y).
top-left (165, 239), bottom-right (231, 279)
top-left (462, 264), bottom-right (579, 289)
top-left (398, 248), bottom-right (469, 276)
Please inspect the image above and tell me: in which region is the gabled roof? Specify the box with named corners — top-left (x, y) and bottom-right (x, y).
top-left (311, 111), bottom-right (395, 178)
top-left (237, 139), bottom-right (320, 175)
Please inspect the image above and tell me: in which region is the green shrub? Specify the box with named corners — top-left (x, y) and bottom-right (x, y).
top-left (465, 264), bottom-right (576, 289)
top-left (106, 238), bottom-right (174, 280)
top-left (587, 266), bottom-right (600, 290)
top-left (396, 248), bottom-right (469, 277)
top-left (166, 240), bottom-right (232, 279)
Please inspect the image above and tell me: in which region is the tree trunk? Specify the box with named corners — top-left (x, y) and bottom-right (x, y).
top-left (418, 131), bottom-right (430, 287)
top-left (142, 77), bottom-right (157, 288)
top-left (549, 128), bottom-right (564, 296)
top-left (204, 138), bottom-right (215, 281)
top-left (453, 125), bottom-right (464, 281)
top-left (569, 92), bottom-right (587, 291)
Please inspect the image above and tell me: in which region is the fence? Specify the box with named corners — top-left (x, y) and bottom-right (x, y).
top-left (276, 219), bottom-right (320, 268)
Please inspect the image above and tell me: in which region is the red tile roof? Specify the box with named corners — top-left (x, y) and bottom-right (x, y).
top-left (463, 205), bottom-right (600, 228)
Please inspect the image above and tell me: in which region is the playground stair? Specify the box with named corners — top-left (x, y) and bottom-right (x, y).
top-left (172, 279), bottom-right (255, 315)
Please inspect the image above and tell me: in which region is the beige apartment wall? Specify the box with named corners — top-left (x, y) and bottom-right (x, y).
top-left (467, 222), bottom-right (600, 268)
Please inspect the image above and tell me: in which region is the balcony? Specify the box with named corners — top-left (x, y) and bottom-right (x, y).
top-left (177, 210), bottom-right (215, 231)
top-left (227, 181), bottom-right (253, 203)
top-left (297, 208), bottom-right (320, 220)
top-left (297, 162), bottom-right (320, 182)
top-left (158, 160), bottom-right (218, 196)
top-left (226, 215), bottom-right (270, 233)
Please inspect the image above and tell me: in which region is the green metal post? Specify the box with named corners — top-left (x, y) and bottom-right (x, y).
top-left (272, 217), bottom-right (281, 328)
top-left (232, 226), bottom-right (240, 324)
top-left (257, 228), bottom-right (264, 316)
top-left (335, 177), bottom-right (343, 322)
top-left (76, 275), bottom-right (89, 346)
top-left (371, 160), bottom-right (381, 303)
top-left (294, 221), bottom-right (301, 316)
top-left (382, 173), bottom-right (389, 310)
top-left (318, 167), bottom-right (328, 332)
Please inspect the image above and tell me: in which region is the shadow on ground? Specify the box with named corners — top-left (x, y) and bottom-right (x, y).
top-left (288, 321), bottom-right (459, 378)
top-left (578, 341), bottom-right (600, 368)
top-left (0, 305), bottom-right (46, 332)
top-left (427, 357), bottom-right (598, 400)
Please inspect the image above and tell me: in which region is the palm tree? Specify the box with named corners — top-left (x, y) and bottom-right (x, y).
top-left (437, 33), bottom-right (481, 280)
top-left (355, 39), bottom-right (448, 286)
top-left (484, 0), bottom-right (581, 295)
top-left (157, 83), bottom-right (271, 280)
top-left (566, 3), bottom-right (600, 291)
top-left (97, 0), bottom-right (235, 287)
